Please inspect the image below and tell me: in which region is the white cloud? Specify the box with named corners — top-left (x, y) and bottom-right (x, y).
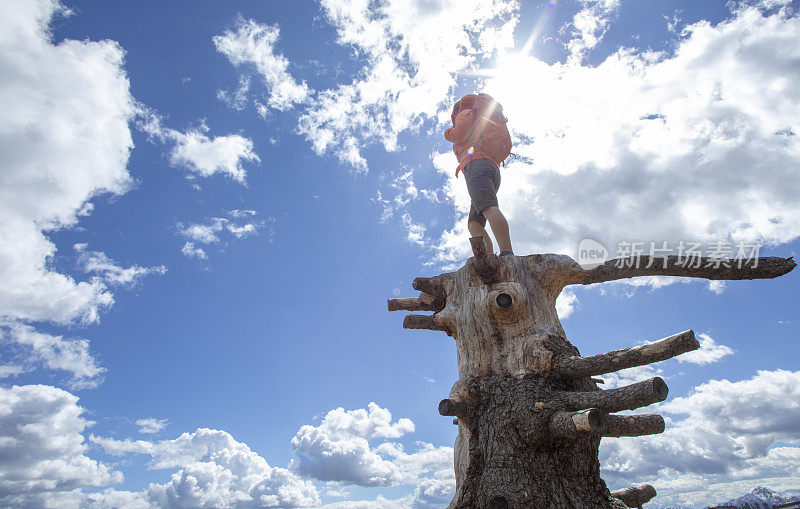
top-left (0, 385), bottom-right (121, 506)
top-left (169, 128), bottom-right (259, 183)
top-left (290, 403), bottom-right (453, 489)
top-left (435, 6), bottom-right (800, 264)
top-left (567, 0), bottom-right (621, 63)
top-left (600, 369), bottom-right (800, 507)
top-left (91, 428), bottom-right (320, 508)
top-left (74, 244), bottom-right (166, 287)
top-left (0, 0), bottom-right (134, 326)
top-left (601, 364), bottom-right (664, 390)
top-left (295, 0), bottom-right (518, 171)
top-left (181, 242), bottom-right (208, 259)
top-left (678, 333), bottom-right (734, 365)
top-left (290, 403), bottom-right (414, 486)
top-left (177, 212), bottom-right (273, 258)
top-left (0, 322), bottom-right (105, 389)
top-left (401, 214), bottom-right (427, 246)
top-left (138, 111), bottom-right (260, 183)
top-left (374, 170), bottom-right (441, 222)
top-left (410, 477), bottom-right (456, 509)
top-left (318, 475), bottom-right (456, 509)
top-left (708, 280), bottom-right (727, 294)
top-left (555, 287), bottom-right (579, 319)
top-left (137, 418), bottom-right (169, 434)
top-left (214, 17), bottom-right (310, 112)
top-left (321, 495), bottom-right (411, 509)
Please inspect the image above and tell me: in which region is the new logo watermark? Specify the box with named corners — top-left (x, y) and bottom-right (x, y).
top-left (577, 238), bottom-right (609, 269)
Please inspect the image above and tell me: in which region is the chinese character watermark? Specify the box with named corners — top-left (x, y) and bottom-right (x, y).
top-left (577, 239), bottom-right (762, 270)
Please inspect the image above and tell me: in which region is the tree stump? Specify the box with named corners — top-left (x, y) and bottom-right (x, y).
top-left (388, 239), bottom-right (795, 508)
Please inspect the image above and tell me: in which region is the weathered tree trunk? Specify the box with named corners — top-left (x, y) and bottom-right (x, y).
top-left (388, 240), bottom-right (795, 508)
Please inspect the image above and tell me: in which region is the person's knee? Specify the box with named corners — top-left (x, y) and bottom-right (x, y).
top-left (481, 205), bottom-right (501, 219)
top-left (467, 220), bottom-right (484, 233)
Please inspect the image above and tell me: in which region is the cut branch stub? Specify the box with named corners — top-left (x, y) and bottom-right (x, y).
top-left (603, 414), bottom-right (665, 437)
top-left (403, 314), bottom-right (452, 335)
top-left (549, 408), bottom-right (606, 438)
top-left (412, 276), bottom-right (444, 298)
top-left (610, 484), bottom-right (657, 508)
top-left (387, 296), bottom-right (435, 312)
top-left (556, 330), bottom-right (699, 378)
top-left (411, 277), bottom-right (447, 311)
top-left (469, 236), bottom-right (498, 281)
top-left (438, 398), bottom-right (475, 419)
top-left (558, 377), bottom-right (669, 413)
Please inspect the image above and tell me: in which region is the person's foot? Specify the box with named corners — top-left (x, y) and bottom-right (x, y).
top-left (499, 250), bottom-right (514, 256)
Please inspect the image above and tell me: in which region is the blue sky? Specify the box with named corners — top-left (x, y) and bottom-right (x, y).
top-left (0, 0), bottom-right (799, 507)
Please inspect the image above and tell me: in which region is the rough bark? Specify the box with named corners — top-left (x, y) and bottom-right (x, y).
top-left (448, 375), bottom-right (622, 508)
top-left (387, 248), bottom-right (795, 508)
top-left (610, 484), bottom-right (657, 508)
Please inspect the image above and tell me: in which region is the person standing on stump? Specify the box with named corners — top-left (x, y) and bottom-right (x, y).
top-left (445, 93), bottom-right (514, 256)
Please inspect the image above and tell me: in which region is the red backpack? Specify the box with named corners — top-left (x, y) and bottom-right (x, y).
top-left (464, 93), bottom-right (512, 166)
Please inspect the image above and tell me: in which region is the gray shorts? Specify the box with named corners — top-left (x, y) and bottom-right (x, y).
top-left (464, 159), bottom-right (501, 227)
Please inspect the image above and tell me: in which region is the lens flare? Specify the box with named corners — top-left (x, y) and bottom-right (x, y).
top-left (548, 0), bottom-right (557, 7)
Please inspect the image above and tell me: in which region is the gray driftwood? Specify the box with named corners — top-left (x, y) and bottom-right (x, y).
top-left (388, 239), bottom-right (795, 508)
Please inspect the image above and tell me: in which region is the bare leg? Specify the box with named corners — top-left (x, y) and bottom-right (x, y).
top-left (482, 206), bottom-right (512, 253)
top-left (468, 220), bottom-right (494, 254)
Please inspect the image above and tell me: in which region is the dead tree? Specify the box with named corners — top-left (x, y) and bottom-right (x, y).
top-left (388, 239), bottom-right (795, 508)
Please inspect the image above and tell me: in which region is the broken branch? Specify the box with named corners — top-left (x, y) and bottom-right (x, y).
top-left (556, 330), bottom-right (699, 378)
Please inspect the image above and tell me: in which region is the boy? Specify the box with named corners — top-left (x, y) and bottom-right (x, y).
top-left (444, 93), bottom-right (513, 256)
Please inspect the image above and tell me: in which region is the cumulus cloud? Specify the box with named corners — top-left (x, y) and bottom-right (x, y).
top-left (295, 0), bottom-right (518, 171)
top-left (138, 111), bottom-right (260, 183)
top-left (555, 287), bottom-right (579, 319)
top-left (137, 418), bottom-right (169, 434)
top-left (0, 385), bottom-right (121, 507)
top-left (601, 364), bottom-right (664, 390)
top-left (678, 333), bottom-right (735, 365)
top-left (0, 0), bottom-right (134, 326)
top-left (91, 428), bottom-right (320, 508)
top-left (600, 369), bottom-right (800, 507)
top-left (435, 5), bottom-right (800, 264)
top-left (410, 477), bottom-right (456, 509)
top-left (290, 403), bottom-right (414, 486)
top-left (290, 402), bottom-right (452, 490)
top-left (0, 322), bottom-right (105, 389)
top-left (214, 17), bottom-right (310, 112)
top-left (74, 244), bottom-right (166, 287)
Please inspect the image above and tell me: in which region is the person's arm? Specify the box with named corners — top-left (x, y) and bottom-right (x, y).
top-left (444, 109), bottom-right (475, 143)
